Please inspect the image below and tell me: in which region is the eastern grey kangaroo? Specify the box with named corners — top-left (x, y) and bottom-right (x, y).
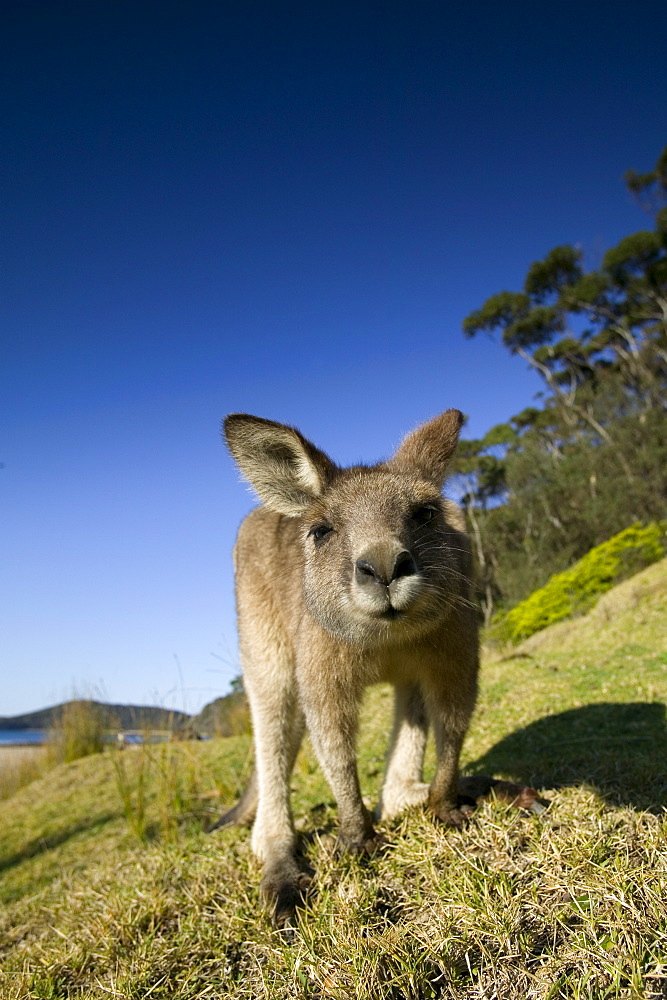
top-left (214, 410), bottom-right (540, 923)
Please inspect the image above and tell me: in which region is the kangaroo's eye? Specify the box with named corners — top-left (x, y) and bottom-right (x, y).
top-left (411, 504), bottom-right (437, 525)
top-left (308, 523), bottom-right (333, 542)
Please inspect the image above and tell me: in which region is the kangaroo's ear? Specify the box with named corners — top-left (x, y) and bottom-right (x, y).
top-left (223, 414), bottom-right (337, 516)
top-left (389, 409), bottom-right (464, 488)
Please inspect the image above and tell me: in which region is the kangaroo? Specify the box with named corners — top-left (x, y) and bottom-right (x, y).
top-left (214, 410), bottom-right (540, 924)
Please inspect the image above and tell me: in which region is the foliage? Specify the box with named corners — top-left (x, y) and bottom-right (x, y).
top-left (192, 679), bottom-right (250, 737)
top-left (455, 145), bottom-right (667, 620)
top-left (112, 745), bottom-right (149, 842)
top-left (496, 522), bottom-right (666, 643)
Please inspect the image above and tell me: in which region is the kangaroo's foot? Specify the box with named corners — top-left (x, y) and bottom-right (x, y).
top-left (376, 780), bottom-right (430, 821)
top-left (261, 856), bottom-right (313, 928)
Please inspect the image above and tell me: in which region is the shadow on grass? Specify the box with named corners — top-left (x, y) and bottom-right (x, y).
top-left (467, 701), bottom-right (667, 813)
top-left (0, 812), bottom-right (118, 877)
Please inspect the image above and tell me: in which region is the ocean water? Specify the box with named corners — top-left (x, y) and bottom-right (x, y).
top-left (0, 730), bottom-right (198, 747)
top-left (0, 729), bottom-right (47, 746)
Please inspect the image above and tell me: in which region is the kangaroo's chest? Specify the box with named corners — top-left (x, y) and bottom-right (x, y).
top-left (364, 641), bottom-right (446, 687)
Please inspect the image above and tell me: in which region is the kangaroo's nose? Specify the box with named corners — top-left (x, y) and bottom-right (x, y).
top-left (355, 549), bottom-right (417, 587)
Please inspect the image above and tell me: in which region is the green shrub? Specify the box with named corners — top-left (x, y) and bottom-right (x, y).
top-left (497, 521), bottom-right (666, 643)
top-left (192, 682), bottom-right (250, 738)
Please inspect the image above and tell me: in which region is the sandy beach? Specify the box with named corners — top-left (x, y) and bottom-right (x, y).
top-left (0, 744), bottom-right (46, 766)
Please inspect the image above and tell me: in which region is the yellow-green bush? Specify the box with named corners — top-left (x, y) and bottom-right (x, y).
top-left (498, 522), bottom-right (666, 643)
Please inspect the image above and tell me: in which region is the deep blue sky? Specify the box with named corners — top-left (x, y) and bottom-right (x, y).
top-left (2, 2), bottom-right (666, 716)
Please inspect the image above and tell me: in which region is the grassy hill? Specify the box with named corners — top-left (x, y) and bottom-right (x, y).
top-left (0, 700), bottom-right (190, 732)
top-left (1, 560), bottom-right (665, 999)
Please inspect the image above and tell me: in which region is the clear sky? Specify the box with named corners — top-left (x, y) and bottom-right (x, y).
top-left (2, 2), bottom-right (666, 717)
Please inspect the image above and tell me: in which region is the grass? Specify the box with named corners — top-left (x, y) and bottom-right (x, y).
top-left (0, 560), bottom-right (665, 999)
top-left (0, 746), bottom-right (46, 803)
top-left (46, 698), bottom-right (109, 766)
top-left (0, 694), bottom-right (111, 804)
top-left (496, 521), bottom-right (665, 643)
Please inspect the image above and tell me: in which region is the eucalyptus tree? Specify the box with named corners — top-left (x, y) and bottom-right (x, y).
top-left (457, 146), bottom-right (667, 611)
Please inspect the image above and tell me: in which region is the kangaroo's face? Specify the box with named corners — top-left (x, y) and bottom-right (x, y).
top-left (301, 468), bottom-right (461, 644)
top-left (223, 409), bottom-right (467, 646)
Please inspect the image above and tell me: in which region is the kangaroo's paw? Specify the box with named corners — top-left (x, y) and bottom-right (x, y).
top-left (376, 781), bottom-right (430, 821)
top-left (261, 859), bottom-right (313, 929)
top-left (431, 802), bottom-right (475, 827)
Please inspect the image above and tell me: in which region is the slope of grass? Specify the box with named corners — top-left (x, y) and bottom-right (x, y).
top-left (497, 521), bottom-right (666, 643)
top-left (1, 561), bottom-right (665, 999)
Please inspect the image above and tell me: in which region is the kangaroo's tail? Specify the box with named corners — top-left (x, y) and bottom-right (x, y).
top-left (458, 775), bottom-right (548, 814)
top-left (209, 768), bottom-right (258, 831)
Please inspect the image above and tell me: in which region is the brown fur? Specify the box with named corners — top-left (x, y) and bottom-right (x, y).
top-left (218, 409), bottom-right (480, 924)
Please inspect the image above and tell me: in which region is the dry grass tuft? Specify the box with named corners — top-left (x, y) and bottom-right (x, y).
top-left (0, 746), bottom-right (46, 802)
top-left (47, 698), bottom-right (110, 766)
